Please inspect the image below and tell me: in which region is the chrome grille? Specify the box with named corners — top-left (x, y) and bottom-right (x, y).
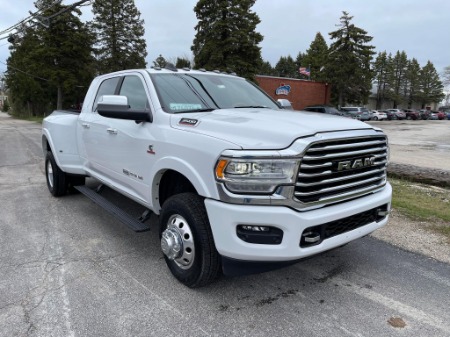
top-left (295, 136), bottom-right (388, 207)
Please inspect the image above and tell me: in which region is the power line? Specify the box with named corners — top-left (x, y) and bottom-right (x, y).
top-left (0, 1), bottom-right (63, 36)
top-left (0, 60), bottom-right (49, 82)
top-left (0, 0), bottom-right (92, 41)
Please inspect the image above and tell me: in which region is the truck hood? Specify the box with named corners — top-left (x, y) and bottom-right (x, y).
top-left (170, 108), bottom-right (374, 149)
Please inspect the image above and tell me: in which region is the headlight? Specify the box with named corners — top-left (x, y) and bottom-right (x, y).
top-left (215, 157), bottom-right (299, 194)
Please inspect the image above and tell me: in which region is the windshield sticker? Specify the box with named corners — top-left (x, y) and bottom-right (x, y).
top-left (170, 103), bottom-right (202, 111)
top-left (275, 83), bottom-right (291, 96)
top-left (179, 118), bottom-right (199, 126)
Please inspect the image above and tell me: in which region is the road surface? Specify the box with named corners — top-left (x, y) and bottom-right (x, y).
top-left (1, 113), bottom-right (449, 337)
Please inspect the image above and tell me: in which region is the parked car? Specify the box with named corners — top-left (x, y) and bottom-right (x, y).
top-left (371, 110), bottom-right (387, 121)
top-left (447, 112), bottom-right (450, 120)
top-left (359, 111), bottom-right (374, 121)
top-left (384, 110), bottom-right (398, 120)
top-left (404, 109), bottom-right (420, 120)
top-left (437, 111), bottom-right (446, 120)
top-left (386, 109), bottom-right (406, 120)
top-left (429, 111), bottom-right (439, 120)
top-left (340, 107), bottom-right (372, 121)
top-left (303, 105), bottom-right (342, 116)
top-left (340, 110), bottom-right (359, 119)
top-left (419, 109), bottom-right (431, 120)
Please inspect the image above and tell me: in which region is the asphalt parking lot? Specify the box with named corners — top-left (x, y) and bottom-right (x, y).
top-left (1, 113), bottom-right (450, 337)
top-left (368, 119), bottom-right (450, 170)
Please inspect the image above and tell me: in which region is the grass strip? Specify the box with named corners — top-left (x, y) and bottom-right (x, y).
top-left (390, 177), bottom-right (450, 239)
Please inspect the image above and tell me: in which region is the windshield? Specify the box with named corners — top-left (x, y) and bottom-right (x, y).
top-left (149, 73), bottom-right (280, 113)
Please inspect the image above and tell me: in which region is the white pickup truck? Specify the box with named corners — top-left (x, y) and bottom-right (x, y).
top-left (42, 67), bottom-right (392, 287)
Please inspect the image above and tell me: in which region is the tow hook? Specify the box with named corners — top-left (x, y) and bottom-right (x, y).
top-left (302, 231), bottom-right (321, 243)
top-left (377, 209), bottom-right (390, 217)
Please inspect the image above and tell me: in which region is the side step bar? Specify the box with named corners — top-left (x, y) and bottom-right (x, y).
top-left (74, 185), bottom-right (151, 232)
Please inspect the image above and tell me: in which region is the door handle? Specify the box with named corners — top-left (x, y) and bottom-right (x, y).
top-left (81, 123), bottom-right (90, 129)
top-left (107, 128), bottom-right (118, 135)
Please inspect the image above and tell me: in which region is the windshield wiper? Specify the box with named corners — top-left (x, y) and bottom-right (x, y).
top-left (233, 105), bottom-right (269, 109)
top-left (175, 108), bottom-right (216, 114)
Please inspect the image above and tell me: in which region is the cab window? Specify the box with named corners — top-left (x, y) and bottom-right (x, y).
top-left (119, 76), bottom-right (149, 110)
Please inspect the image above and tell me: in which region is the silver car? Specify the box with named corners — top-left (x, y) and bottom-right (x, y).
top-left (340, 107), bottom-right (372, 121)
top-left (371, 110), bottom-right (388, 121)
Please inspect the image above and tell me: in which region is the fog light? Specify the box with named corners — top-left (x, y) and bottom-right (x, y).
top-left (237, 225), bottom-right (283, 245)
top-left (241, 225), bottom-right (270, 232)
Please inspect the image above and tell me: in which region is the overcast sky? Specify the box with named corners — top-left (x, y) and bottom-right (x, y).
top-left (1, 0), bottom-right (450, 82)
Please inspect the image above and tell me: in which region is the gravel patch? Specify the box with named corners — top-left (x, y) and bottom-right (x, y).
top-left (371, 209), bottom-right (450, 264)
top-left (370, 164), bottom-right (450, 264)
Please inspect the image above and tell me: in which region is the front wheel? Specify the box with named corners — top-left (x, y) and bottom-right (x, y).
top-left (159, 193), bottom-right (221, 287)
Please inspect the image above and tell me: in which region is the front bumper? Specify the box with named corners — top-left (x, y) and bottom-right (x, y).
top-left (205, 182), bottom-right (392, 262)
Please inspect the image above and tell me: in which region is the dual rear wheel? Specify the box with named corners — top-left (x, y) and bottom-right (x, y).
top-left (45, 151), bottom-right (84, 196)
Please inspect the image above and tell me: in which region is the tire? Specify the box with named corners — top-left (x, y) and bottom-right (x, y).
top-left (159, 193), bottom-right (221, 288)
top-left (45, 151), bottom-right (67, 197)
top-left (373, 116), bottom-right (378, 121)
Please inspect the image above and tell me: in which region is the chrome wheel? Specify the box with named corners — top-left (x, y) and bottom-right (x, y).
top-left (159, 193), bottom-right (220, 287)
top-left (161, 214), bottom-right (195, 269)
top-left (47, 160), bottom-right (54, 189)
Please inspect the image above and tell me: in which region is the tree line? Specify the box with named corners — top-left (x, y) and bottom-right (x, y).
top-left (5, 0), bottom-right (147, 116)
top-left (3, 1), bottom-right (446, 116)
top-left (261, 13), bottom-right (444, 109)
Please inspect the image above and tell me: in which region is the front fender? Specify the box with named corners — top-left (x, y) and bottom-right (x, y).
top-left (149, 156), bottom-right (219, 213)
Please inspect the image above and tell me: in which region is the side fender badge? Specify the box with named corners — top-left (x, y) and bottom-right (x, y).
top-left (179, 118), bottom-right (198, 126)
top-left (147, 145), bottom-right (155, 155)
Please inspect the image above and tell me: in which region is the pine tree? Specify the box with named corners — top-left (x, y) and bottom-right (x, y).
top-left (175, 57), bottom-right (191, 69)
top-left (90, 0), bottom-right (147, 74)
top-left (327, 12), bottom-right (375, 107)
top-left (6, 25), bottom-right (48, 116)
top-left (274, 56), bottom-right (297, 78)
top-left (191, 0), bottom-right (263, 80)
top-left (258, 60), bottom-right (275, 76)
top-left (404, 58), bottom-right (421, 108)
top-left (418, 61), bottom-right (444, 108)
top-left (6, 0), bottom-right (94, 114)
top-left (301, 33), bottom-right (328, 82)
top-left (153, 54), bottom-right (167, 68)
top-left (373, 51), bottom-right (390, 109)
top-left (386, 51), bottom-right (408, 108)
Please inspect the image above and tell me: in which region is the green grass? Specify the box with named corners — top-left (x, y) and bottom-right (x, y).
top-left (17, 115), bottom-right (44, 123)
top-left (390, 177), bottom-right (450, 239)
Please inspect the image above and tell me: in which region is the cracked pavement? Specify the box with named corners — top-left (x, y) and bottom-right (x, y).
top-left (1, 112), bottom-right (450, 337)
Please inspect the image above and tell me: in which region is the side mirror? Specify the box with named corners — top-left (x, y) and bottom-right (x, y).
top-left (97, 95), bottom-right (152, 122)
top-left (277, 99), bottom-right (293, 110)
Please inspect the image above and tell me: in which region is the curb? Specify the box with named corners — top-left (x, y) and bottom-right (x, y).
top-left (387, 163), bottom-right (450, 188)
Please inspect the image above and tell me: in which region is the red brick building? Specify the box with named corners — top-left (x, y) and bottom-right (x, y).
top-left (255, 75), bottom-right (331, 110)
